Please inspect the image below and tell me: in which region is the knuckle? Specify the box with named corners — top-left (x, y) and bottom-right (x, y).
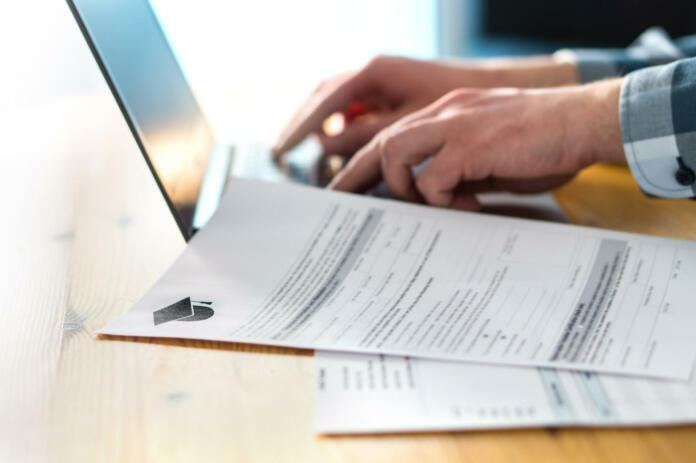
top-left (442, 89), bottom-right (466, 103)
top-left (449, 88), bottom-right (470, 98)
top-left (441, 88), bottom-right (480, 105)
top-left (378, 134), bottom-right (399, 164)
top-left (364, 54), bottom-right (398, 74)
top-left (367, 54), bottom-right (388, 68)
top-left (415, 173), bottom-right (435, 196)
top-left (459, 157), bottom-right (480, 181)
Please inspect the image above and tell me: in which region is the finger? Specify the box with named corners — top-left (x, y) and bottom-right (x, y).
top-left (273, 71), bottom-right (365, 158)
top-left (328, 98), bottom-right (451, 195)
top-left (414, 148), bottom-right (465, 207)
top-left (446, 179), bottom-right (498, 195)
top-left (439, 173), bottom-right (575, 195)
top-left (380, 118), bottom-right (446, 202)
top-left (488, 174), bottom-right (575, 193)
top-left (416, 159), bottom-right (484, 211)
top-left (414, 143), bottom-right (494, 207)
top-left (329, 97), bottom-right (446, 158)
top-left (450, 193), bottom-right (482, 211)
top-left (317, 112), bottom-right (402, 157)
top-left (327, 137), bottom-right (383, 193)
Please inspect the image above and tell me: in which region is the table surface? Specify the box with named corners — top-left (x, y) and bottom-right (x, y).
top-left (3, 91), bottom-right (696, 463)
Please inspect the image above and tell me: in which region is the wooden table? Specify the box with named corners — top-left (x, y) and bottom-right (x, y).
top-left (3, 91), bottom-right (696, 463)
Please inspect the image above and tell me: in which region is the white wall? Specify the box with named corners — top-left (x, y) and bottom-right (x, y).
top-left (150, 0), bottom-right (438, 139)
top-left (0, 1), bottom-right (439, 140)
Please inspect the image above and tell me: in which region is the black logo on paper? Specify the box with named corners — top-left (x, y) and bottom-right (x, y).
top-left (153, 297), bottom-right (214, 326)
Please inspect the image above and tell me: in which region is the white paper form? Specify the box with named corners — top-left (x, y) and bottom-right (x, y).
top-left (314, 351), bottom-right (696, 433)
top-left (100, 178), bottom-right (696, 379)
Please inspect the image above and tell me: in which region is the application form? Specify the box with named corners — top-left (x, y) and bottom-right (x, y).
top-left (314, 351), bottom-right (696, 433)
top-left (100, 178), bottom-right (696, 379)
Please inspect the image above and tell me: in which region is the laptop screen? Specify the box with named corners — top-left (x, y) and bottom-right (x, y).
top-left (67, 0), bottom-right (214, 240)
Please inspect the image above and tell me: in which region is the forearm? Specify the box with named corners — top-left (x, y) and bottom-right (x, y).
top-left (472, 55), bottom-right (581, 87)
top-left (457, 28), bottom-right (696, 92)
top-left (443, 55), bottom-right (581, 89)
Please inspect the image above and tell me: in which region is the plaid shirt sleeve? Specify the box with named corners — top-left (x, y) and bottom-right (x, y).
top-left (620, 57), bottom-right (696, 198)
top-left (556, 28), bottom-right (696, 198)
top-left (554, 27), bottom-right (693, 83)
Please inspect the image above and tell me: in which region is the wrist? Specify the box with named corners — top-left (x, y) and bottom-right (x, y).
top-left (565, 79), bottom-right (626, 168)
top-left (586, 79), bottom-right (626, 164)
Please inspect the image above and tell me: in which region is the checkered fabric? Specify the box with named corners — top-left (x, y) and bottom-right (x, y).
top-left (621, 58), bottom-right (696, 197)
top-left (557, 28), bottom-right (696, 198)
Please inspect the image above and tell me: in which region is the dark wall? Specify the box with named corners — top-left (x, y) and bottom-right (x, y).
top-left (484, 0), bottom-right (696, 46)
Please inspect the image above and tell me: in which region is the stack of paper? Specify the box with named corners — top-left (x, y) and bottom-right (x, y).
top-left (101, 179), bottom-right (696, 434)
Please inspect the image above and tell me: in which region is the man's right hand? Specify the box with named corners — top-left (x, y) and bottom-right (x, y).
top-left (327, 79), bottom-right (625, 210)
top-left (272, 55), bottom-right (579, 162)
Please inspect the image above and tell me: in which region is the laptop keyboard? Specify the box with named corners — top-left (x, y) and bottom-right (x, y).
top-left (232, 139), bottom-right (321, 185)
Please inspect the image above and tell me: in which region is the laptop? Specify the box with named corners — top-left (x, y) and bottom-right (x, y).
top-left (66, 0), bottom-right (326, 241)
top-left (67, 0), bottom-right (568, 242)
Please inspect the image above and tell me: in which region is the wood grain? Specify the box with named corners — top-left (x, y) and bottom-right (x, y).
top-left (3, 92), bottom-right (696, 463)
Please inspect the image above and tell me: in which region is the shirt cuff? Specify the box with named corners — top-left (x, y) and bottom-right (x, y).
top-left (552, 49), bottom-right (620, 83)
top-left (554, 27), bottom-right (685, 84)
top-left (620, 62), bottom-right (695, 198)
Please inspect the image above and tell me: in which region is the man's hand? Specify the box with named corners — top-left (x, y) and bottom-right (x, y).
top-left (272, 55), bottom-right (579, 160)
top-left (328, 79), bottom-right (626, 210)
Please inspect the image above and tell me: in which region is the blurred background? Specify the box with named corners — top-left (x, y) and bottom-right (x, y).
top-left (1, 0), bottom-right (694, 140)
